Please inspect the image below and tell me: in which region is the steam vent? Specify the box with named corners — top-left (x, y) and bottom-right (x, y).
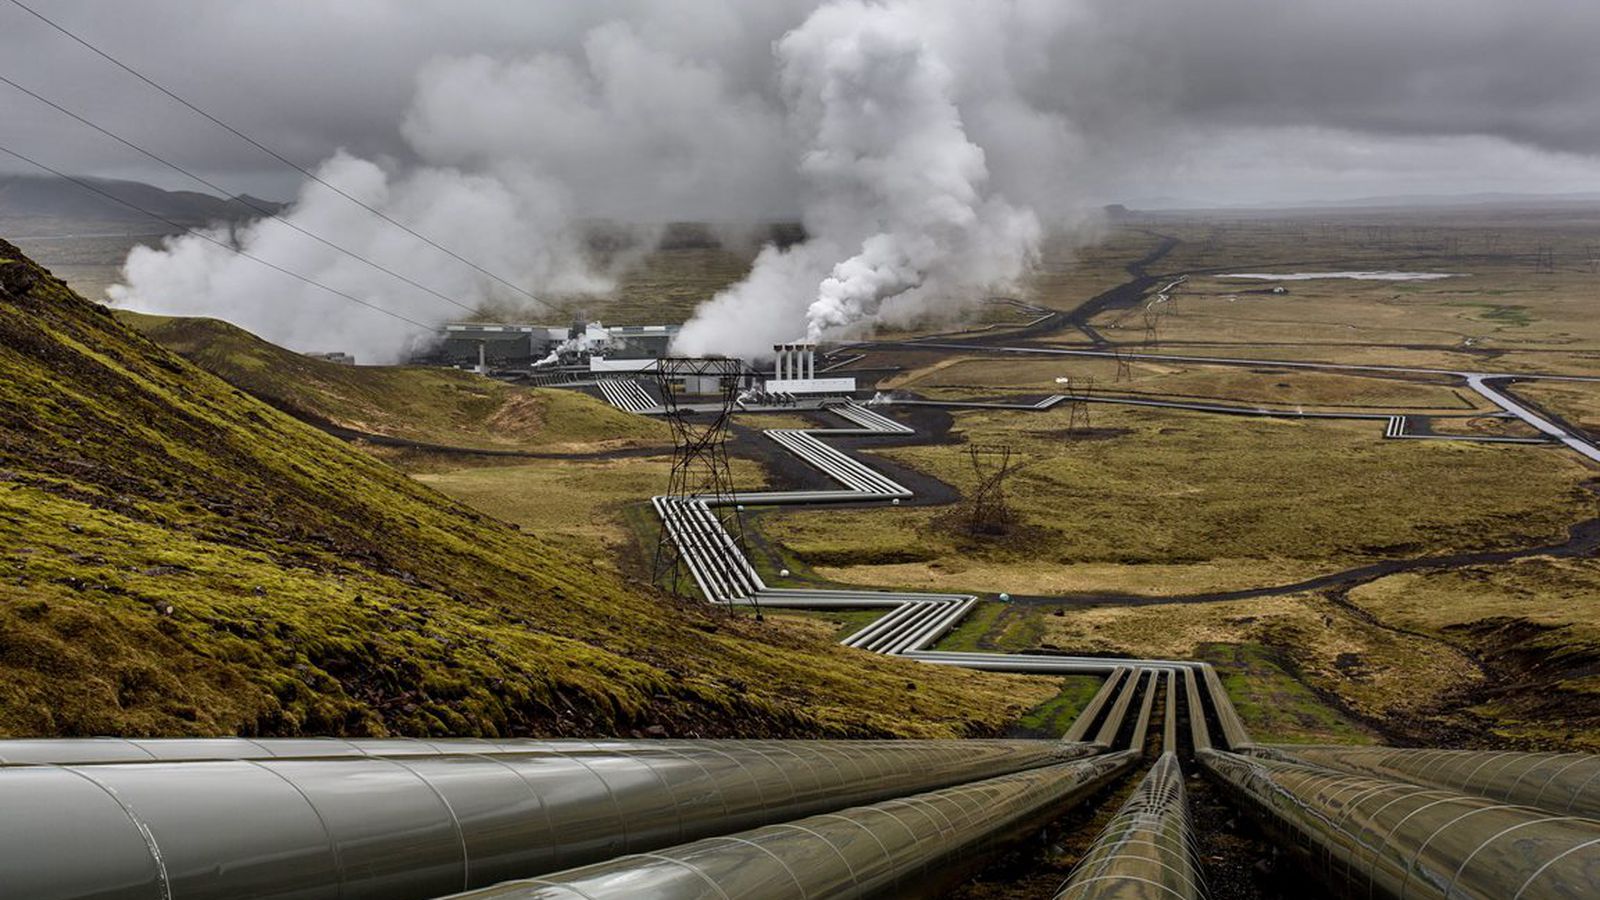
top-left (768, 341), bottom-right (857, 394)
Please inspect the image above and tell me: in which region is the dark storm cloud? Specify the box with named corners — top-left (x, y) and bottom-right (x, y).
top-left (3, 0), bottom-right (1599, 200)
top-left (20, 0), bottom-right (1599, 364)
top-left (1107, 0), bottom-right (1600, 154)
top-left (0, 0), bottom-right (812, 196)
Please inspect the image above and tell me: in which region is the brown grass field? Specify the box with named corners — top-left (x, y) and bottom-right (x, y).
top-left (1059, 210), bottom-right (1600, 376)
top-left (761, 404), bottom-right (1593, 593)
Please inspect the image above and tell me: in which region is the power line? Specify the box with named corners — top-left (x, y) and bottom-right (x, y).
top-left (6, 0), bottom-right (556, 314)
top-left (0, 70), bottom-right (481, 318)
top-left (0, 141), bottom-right (433, 330)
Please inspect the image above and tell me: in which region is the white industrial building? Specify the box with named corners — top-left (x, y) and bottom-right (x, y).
top-left (419, 321), bottom-right (683, 372)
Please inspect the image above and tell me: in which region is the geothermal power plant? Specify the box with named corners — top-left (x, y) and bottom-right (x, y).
top-left (6, 0), bottom-right (1600, 898)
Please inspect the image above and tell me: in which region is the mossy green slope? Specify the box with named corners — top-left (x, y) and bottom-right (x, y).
top-left (117, 310), bottom-right (666, 450)
top-left (0, 240), bottom-right (1051, 738)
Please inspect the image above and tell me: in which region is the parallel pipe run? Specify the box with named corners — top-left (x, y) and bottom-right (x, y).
top-left (1127, 669), bottom-right (1160, 755)
top-left (1055, 754), bottom-right (1205, 900)
top-left (648, 394), bottom-right (1262, 785)
top-left (1094, 666), bottom-right (1146, 750)
top-left (1183, 668), bottom-right (1212, 753)
top-left (595, 379), bottom-right (656, 414)
top-left (0, 738), bottom-right (1094, 900)
top-left (1200, 749), bottom-right (1600, 899)
top-left (1266, 744), bottom-right (1600, 820)
top-left (1064, 668), bottom-right (1130, 744)
top-left (444, 751), bottom-right (1141, 900)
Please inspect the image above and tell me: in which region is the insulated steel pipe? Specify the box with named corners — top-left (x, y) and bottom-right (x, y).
top-left (1064, 668), bottom-right (1130, 744)
top-left (1127, 669), bottom-right (1160, 754)
top-left (650, 395), bottom-right (1265, 771)
top-left (1201, 665), bottom-right (1252, 750)
top-left (1265, 744), bottom-right (1600, 820)
top-left (0, 736), bottom-right (1072, 769)
top-left (1161, 670), bottom-right (1178, 755)
top-left (1183, 667), bottom-right (1211, 753)
top-left (1054, 753), bottom-right (1204, 900)
top-left (1094, 666), bottom-right (1146, 750)
top-left (443, 751), bottom-right (1141, 899)
top-left (648, 391), bottom-right (1260, 769)
top-left (1201, 749), bottom-right (1600, 899)
top-left (0, 738), bottom-right (1095, 900)
top-left (0, 735), bottom-right (923, 766)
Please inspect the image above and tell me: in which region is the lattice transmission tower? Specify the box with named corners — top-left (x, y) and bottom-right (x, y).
top-left (1534, 245), bottom-right (1557, 274)
top-left (965, 445), bottom-right (1015, 536)
top-left (1141, 306), bottom-right (1161, 351)
top-left (1065, 375), bottom-right (1096, 435)
top-left (651, 357), bottom-right (754, 614)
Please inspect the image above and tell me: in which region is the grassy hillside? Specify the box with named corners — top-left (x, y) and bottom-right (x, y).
top-left (0, 239), bottom-right (1053, 738)
top-left (118, 310), bottom-right (666, 451)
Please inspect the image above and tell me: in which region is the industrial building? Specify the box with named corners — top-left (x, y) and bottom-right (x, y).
top-left (590, 356), bottom-right (753, 395)
top-left (417, 323), bottom-right (564, 370)
top-left (416, 321), bottom-right (680, 372)
top-left (302, 351), bottom-right (355, 365)
top-left (418, 324), bottom-right (860, 402)
top-left (603, 324), bottom-right (678, 359)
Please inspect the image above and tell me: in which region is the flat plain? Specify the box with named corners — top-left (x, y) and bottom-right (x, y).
top-left (757, 207), bottom-right (1600, 747)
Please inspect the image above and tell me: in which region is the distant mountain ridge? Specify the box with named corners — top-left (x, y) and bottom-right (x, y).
top-left (0, 173), bottom-right (282, 225)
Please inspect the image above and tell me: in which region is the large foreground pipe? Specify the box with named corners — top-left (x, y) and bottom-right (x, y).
top-left (0, 738), bottom-right (1093, 900)
top-left (445, 751), bottom-right (1140, 899)
top-left (1265, 744), bottom-right (1600, 820)
top-left (0, 736), bottom-right (895, 766)
top-left (1201, 749), bottom-right (1600, 899)
top-left (1054, 753), bottom-right (1204, 900)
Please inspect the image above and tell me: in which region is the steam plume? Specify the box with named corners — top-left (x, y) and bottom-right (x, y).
top-left (674, 0), bottom-right (1046, 357)
top-left (110, 153), bottom-right (599, 362)
top-left (109, 1), bottom-right (1092, 363)
top-left (108, 18), bottom-right (790, 363)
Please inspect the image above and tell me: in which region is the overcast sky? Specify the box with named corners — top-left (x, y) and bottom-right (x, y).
top-left (4, 0), bottom-right (1600, 209)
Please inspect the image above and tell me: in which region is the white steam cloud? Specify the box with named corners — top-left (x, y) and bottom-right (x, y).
top-left (110, 0), bottom-right (1103, 363)
top-left (109, 16), bottom-right (792, 363)
top-left (111, 153), bottom-right (598, 362)
top-left (676, 0), bottom-right (1043, 356)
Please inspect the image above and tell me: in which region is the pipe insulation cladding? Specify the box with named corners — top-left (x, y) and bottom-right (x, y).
top-left (1200, 749), bottom-right (1600, 899)
top-left (1054, 753), bottom-right (1204, 900)
top-left (1262, 744), bottom-right (1600, 820)
top-left (441, 751), bottom-right (1141, 899)
top-left (0, 738), bottom-right (1096, 900)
